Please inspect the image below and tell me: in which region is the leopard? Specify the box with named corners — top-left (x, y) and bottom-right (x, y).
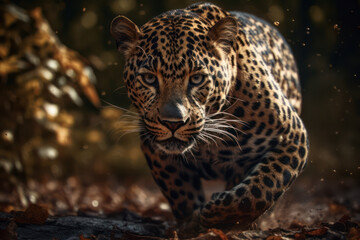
top-left (110, 2), bottom-right (309, 233)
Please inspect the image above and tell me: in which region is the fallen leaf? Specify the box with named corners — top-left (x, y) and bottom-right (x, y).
top-left (14, 204), bottom-right (48, 224)
top-left (294, 232), bottom-right (306, 240)
top-left (170, 231), bottom-right (179, 240)
top-left (0, 220), bottom-right (17, 240)
top-left (79, 234), bottom-right (91, 240)
top-left (338, 214), bottom-right (351, 223)
top-left (328, 202), bottom-right (347, 214)
top-left (266, 236), bottom-right (283, 240)
top-left (289, 220), bottom-right (305, 229)
top-left (305, 227), bottom-right (327, 236)
top-left (347, 227), bottom-right (360, 240)
top-left (208, 228), bottom-right (228, 240)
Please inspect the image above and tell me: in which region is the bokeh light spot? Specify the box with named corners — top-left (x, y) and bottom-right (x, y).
top-left (111, 0), bottom-right (136, 13)
top-left (309, 5), bottom-right (325, 23)
top-left (268, 5), bottom-right (284, 23)
top-left (81, 10), bottom-right (97, 29)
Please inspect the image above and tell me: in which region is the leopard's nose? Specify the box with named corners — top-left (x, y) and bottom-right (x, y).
top-left (161, 119), bottom-right (187, 132)
top-left (159, 101), bottom-right (189, 132)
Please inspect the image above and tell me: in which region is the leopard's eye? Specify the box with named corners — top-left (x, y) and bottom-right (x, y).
top-left (189, 74), bottom-right (205, 86)
top-left (142, 73), bottom-right (157, 85)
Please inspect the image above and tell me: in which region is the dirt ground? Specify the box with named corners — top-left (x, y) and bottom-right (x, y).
top-left (0, 174), bottom-right (359, 239)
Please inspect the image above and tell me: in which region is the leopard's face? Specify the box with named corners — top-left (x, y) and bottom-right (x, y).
top-left (111, 11), bottom-right (238, 154)
top-left (127, 54), bottom-right (213, 154)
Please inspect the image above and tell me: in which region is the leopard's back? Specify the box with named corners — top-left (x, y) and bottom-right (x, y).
top-left (187, 3), bottom-right (302, 113)
top-left (231, 11), bottom-right (302, 113)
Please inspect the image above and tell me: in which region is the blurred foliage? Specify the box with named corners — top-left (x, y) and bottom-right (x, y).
top-left (0, 3), bottom-right (146, 207)
top-left (2, 0), bottom-right (360, 186)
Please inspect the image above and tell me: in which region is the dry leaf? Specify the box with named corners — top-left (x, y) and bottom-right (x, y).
top-left (305, 227), bottom-right (328, 236)
top-left (170, 231), bottom-right (179, 240)
top-left (0, 220), bottom-right (17, 240)
top-left (14, 204), bottom-right (49, 224)
top-left (347, 227), bottom-right (360, 240)
top-left (338, 214), bottom-right (351, 223)
top-left (266, 236), bottom-right (283, 240)
top-left (208, 228), bottom-right (228, 240)
top-left (294, 231), bottom-right (306, 240)
top-left (79, 234), bottom-right (91, 240)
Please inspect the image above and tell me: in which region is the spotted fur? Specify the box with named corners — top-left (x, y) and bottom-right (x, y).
top-left (111, 2), bottom-right (309, 231)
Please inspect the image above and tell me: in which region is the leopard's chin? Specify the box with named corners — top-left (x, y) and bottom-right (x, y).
top-left (156, 137), bottom-right (195, 155)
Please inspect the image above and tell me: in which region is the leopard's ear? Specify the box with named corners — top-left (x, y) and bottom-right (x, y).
top-left (110, 16), bottom-right (140, 57)
top-left (208, 17), bottom-right (238, 53)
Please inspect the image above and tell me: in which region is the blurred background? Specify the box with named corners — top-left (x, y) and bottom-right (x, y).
top-left (2, 0), bottom-right (360, 194)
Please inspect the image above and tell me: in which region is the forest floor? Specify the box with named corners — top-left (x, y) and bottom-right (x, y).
top-left (0, 175), bottom-right (359, 240)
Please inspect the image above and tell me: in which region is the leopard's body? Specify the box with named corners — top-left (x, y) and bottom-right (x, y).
top-left (111, 2), bottom-right (309, 230)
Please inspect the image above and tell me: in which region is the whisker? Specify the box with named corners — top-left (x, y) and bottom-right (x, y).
top-left (204, 127), bottom-right (238, 140)
top-left (200, 132), bottom-right (223, 146)
top-left (227, 95), bottom-right (246, 102)
top-left (204, 122), bottom-right (244, 135)
top-left (203, 127), bottom-right (241, 150)
top-left (186, 149), bottom-right (197, 165)
top-left (198, 133), bottom-right (216, 146)
top-left (101, 100), bottom-right (139, 116)
top-left (206, 111), bottom-right (247, 124)
top-left (111, 85), bottom-right (126, 94)
top-left (197, 134), bottom-right (210, 145)
top-left (116, 129), bottom-right (143, 139)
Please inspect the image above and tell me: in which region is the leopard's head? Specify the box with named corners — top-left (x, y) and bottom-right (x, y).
top-left (111, 8), bottom-right (238, 154)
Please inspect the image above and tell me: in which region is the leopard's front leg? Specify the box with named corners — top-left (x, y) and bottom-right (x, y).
top-left (199, 117), bottom-right (309, 229)
top-left (141, 140), bottom-right (205, 226)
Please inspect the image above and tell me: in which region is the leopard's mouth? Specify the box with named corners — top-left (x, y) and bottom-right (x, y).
top-left (156, 137), bottom-right (195, 154)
